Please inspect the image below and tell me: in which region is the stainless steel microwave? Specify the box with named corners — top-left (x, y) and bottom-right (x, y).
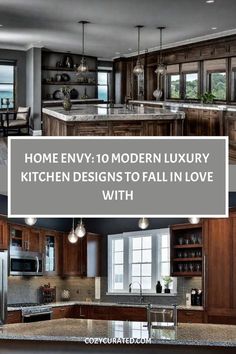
top-left (10, 250), bottom-right (43, 276)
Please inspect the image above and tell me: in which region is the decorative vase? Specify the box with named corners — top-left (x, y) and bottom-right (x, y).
top-left (156, 281), bottom-right (162, 293)
top-left (153, 88), bottom-right (163, 100)
top-left (63, 96), bottom-right (72, 111)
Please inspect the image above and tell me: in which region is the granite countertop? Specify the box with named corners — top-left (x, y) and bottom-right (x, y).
top-left (42, 104), bottom-right (185, 122)
top-left (130, 100), bottom-right (236, 112)
top-left (0, 319), bottom-right (236, 347)
top-left (7, 301), bottom-right (204, 312)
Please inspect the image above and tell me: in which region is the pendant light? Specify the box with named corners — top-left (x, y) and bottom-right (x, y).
top-left (155, 27), bottom-right (166, 76)
top-left (133, 25), bottom-right (144, 76)
top-left (188, 217), bottom-right (201, 225)
top-left (75, 20), bottom-right (89, 74)
top-left (75, 218), bottom-right (86, 238)
top-left (68, 218), bottom-right (78, 244)
top-left (25, 217), bottom-right (37, 226)
top-left (138, 217), bottom-right (149, 230)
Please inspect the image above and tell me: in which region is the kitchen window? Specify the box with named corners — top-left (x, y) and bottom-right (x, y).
top-left (98, 71), bottom-right (109, 102)
top-left (0, 63), bottom-right (15, 109)
top-left (207, 71), bottom-right (226, 100)
top-left (108, 228), bottom-right (176, 294)
top-left (184, 72), bottom-right (199, 99)
top-left (167, 74), bottom-right (180, 99)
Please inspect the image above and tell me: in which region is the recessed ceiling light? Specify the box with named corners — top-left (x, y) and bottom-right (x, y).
top-left (211, 27), bottom-right (217, 30)
top-left (206, 0), bottom-right (215, 3)
top-left (128, 48), bottom-right (133, 51)
top-left (115, 52), bottom-right (120, 55)
top-left (0, 24), bottom-right (3, 27)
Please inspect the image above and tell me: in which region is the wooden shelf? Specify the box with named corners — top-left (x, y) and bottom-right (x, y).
top-left (173, 258), bottom-right (202, 262)
top-left (42, 66), bottom-right (97, 73)
top-left (174, 244), bottom-right (203, 249)
top-left (172, 272), bottom-right (202, 277)
top-left (42, 82), bottom-right (97, 86)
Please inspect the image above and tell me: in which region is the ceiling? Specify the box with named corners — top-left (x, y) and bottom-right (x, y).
top-left (0, 0), bottom-right (236, 60)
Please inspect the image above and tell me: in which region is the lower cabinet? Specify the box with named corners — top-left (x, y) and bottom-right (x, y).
top-left (52, 306), bottom-right (73, 319)
top-left (178, 310), bottom-right (204, 323)
top-left (7, 311), bottom-right (22, 324)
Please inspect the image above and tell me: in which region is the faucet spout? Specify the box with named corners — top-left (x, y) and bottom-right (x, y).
top-left (129, 281), bottom-right (144, 303)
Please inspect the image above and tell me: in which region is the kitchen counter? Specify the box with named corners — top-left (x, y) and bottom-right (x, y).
top-left (130, 100), bottom-right (236, 112)
top-left (42, 104), bottom-right (185, 136)
top-left (43, 98), bottom-right (104, 107)
top-left (7, 301), bottom-right (204, 312)
top-left (42, 104), bottom-right (185, 122)
top-left (0, 319), bottom-right (235, 347)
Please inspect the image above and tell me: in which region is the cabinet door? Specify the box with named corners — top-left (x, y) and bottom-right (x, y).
top-left (110, 122), bottom-right (144, 136)
top-left (52, 306), bottom-right (72, 319)
top-left (0, 220), bottom-right (8, 250)
top-left (63, 234), bottom-right (82, 276)
top-left (185, 109), bottom-right (199, 136)
top-left (7, 311), bottom-right (22, 324)
top-left (43, 231), bottom-right (62, 276)
top-left (26, 228), bottom-right (42, 252)
top-left (9, 225), bottom-right (25, 250)
top-left (178, 310), bottom-right (204, 323)
top-left (81, 233), bottom-right (101, 277)
top-left (205, 218), bottom-right (232, 317)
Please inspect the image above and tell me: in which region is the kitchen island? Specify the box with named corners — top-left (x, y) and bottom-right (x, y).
top-left (0, 319), bottom-right (236, 354)
top-left (42, 104), bottom-right (185, 136)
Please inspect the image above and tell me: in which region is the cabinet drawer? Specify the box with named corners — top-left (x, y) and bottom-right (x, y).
top-left (7, 311), bottom-right (22, 324)
top-left (52, 306), bottom-right (72, 319)
top-left (178, 310), bottom-right (204, 323)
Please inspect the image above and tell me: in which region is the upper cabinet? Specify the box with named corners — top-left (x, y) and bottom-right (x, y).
top-left (9, 224), bottom-right (42, 253)
top-left (63, 233), bottom-right (101, 277)
top-left (42, 230), bottom-right (63, 276)
top-left (0, 219), bottom-right (8, 250)
top-left (170, 223), bottom-right (203, 277)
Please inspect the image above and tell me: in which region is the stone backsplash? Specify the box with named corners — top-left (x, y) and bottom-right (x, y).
top-left (8, 276), bottom-right (95, 304)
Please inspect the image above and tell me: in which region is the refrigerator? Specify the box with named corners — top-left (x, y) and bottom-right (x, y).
top-left (0, 251), bottom-right (8, 325)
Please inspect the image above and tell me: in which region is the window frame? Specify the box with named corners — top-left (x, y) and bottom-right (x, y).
top-left (182, 70), bottom-right (200, 100)
top-left (166, 73), bottom-right (181, 100)
top-left (107, 228), bottom-right (177, 295)
top-left (97, 70), bottom-right (109, 102)
top-left (0, 61), bottom-right (16, 110)
top-left (207, 69), bottom-right (227, 102)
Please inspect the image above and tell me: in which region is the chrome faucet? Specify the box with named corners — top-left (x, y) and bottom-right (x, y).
top-left (129, 281), bottom-right (144, 304)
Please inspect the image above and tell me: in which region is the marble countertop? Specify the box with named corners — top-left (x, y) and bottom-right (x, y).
top-left (42, 104), bottom-right (185, 122)
top-left (130, 100), bottom-right (236, 112)
top-left (0, 319), bottom-right (236, 347)
top-left (43, 98), bottom-right (103, 104)
top-left (7, 301), bottom-right (203, 312)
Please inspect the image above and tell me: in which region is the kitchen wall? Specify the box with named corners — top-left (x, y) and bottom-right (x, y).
top-left (0, 48), bottom-right (26, 107)
top-left (8, 276), bottom-right (95, 304)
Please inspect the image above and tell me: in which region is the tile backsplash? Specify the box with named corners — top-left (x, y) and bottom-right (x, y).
top-left (8, 276), bottom-right (95, 304)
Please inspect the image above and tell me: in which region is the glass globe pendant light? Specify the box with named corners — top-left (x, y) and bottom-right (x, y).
top-left (188, 217), bottom-right (201, 225)
top-left (68, 218), bottom-right (78, 244)
top-left (75, 218), bottom-right (86, 238)
top-left (138, 217), bottom-right (149, 230)
top-left (133, 25), bottom-right (144, 76)
top-left (25, 217), bottom-right (37, 226)
top-left (75, 21), bottom-right (89, 74)
top-left (155, 27), bottom-right (166, 76)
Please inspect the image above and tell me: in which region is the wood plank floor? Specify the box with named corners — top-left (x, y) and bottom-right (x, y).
top-left (0, 138), bottom-right (7, 166)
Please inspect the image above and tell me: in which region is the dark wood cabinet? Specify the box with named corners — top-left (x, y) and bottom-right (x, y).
top-left (184, 109), bottom-right (200, 136)
top-left (7, 311), bottom-right (22, 324)
top-left (178, 310), bottom-right (204, 323)
top-left (204, 211), bottom-right (236, 324)
top-left (52, 306), bottom-right (72, 319)
top-left (170, 223), bottom-right (203, 277)
top-left (63, 233), bottom-right (101, 277)
top-left (0, 219), bottom-right (8, 250)
top-left (27, 228), bottom-right (42, 252)
top-left (42, 230), bottom-right (63, 276)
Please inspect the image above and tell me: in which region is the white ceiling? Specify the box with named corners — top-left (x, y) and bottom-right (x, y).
top-left (0, 0), bottom-right (236, 59)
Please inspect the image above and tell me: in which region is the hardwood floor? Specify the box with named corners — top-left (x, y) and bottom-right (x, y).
top-left (0, 138), bottom-right (7, 166)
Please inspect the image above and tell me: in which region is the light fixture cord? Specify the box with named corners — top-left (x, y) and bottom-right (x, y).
top-left (82, 22), bottom-right (85, 57)
top-left (138, 26), bottom-right (140, 58)
top-left (160, 28), bottom-right (163, 63)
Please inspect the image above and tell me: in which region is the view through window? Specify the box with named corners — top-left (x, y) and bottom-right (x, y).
top-left (208, 72), bottom-right (226, 100)
top-left (168, 74), bottom-right (180, 99)
top-left (0, 64), bottom-right (14, 108)
top-left (184, 73), bottom-right (198, 99)
top-left (98, 72), bottom-right (109, 101)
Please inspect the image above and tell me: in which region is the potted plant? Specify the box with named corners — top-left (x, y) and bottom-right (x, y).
top-left (61, 86), bottom-right (72, 111)
top-left (163, 276), bottom-right (173, 294)
top-left (199, 92), bottom-right (216, 104)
